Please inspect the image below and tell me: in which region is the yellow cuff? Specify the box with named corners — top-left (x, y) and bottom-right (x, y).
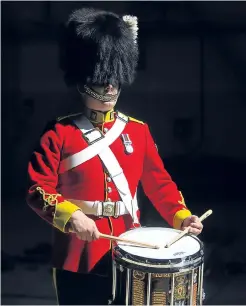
top-left (53, 201), bottom-right (81, 233)
top-left (173, 209), bottom-right (192, 230)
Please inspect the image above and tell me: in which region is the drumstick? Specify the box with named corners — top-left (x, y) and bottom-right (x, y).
top-left (99, 233), bottom-right (160, 249)
top-left (165, 209), bottom-right (213, 248)
top-left (69, 229), bottom-right (159, 249)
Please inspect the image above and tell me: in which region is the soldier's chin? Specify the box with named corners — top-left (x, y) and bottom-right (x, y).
top-left (101, 101), bottom-right (116, 108)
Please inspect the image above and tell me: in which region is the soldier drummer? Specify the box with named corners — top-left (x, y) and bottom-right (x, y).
top-left (26, 7), bottom-right (203, 305)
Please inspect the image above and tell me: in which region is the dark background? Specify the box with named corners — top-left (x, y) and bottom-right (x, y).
top-left (2, 1), bottom-right (246, 305)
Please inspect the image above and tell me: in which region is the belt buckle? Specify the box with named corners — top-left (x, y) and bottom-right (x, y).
top-left (102, 202), bottom-right (115, 217)
top-left (83, 128), bottom-right (104, 145)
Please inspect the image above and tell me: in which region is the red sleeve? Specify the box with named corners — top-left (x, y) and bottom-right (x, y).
top-left (140, 124), bottom-right (192, 229)
top-left (26, 121), bottom-right (80, 233)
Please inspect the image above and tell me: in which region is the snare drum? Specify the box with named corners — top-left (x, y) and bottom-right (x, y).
top-left (111, 227), bottom-right (205, 305)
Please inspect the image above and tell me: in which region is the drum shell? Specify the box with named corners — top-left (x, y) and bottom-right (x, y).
top-left (111, 260), bottom-right (205, 305)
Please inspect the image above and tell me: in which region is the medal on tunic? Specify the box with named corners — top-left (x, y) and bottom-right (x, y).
top-left (121, 134), bottom-right (134, 154)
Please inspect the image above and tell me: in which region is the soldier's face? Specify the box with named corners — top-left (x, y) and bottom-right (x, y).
top-left (84, 84), bottom-right (119, 112)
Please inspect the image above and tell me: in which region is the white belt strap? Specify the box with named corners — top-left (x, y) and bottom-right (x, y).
top-left (59, 113), bottom-right (127, 174)
top-left (60, 113), bottom-right (139, 224)
top-left (67, 199), bottom-right (129, 217)
top-left (98, 146), bottom-right (139, 223)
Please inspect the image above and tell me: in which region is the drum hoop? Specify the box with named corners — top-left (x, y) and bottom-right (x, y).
top-left (114, 253), bottom-right (203, 269)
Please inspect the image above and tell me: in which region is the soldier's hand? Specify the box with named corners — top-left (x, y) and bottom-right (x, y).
top-left (69, 210), bottom-right (100, 241)
top-left (181, 215), bottom-right (203, 235)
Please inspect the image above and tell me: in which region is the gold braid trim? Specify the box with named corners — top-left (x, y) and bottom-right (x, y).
top-left (193, 283), bottom-right (198, 306)
top-left (128, 116), bottom-right (144, 125)
top-left (152, 292), bottom-right (166, 305)
top-left (178, 191), bottom-right (186, 206)
top-left (132, 270), bottom-right (145, 305)
top-left (36, 187), bottom-right (61, 211)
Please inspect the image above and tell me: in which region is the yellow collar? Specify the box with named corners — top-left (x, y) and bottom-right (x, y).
top-left (84, 108), bottom-right (115, 123)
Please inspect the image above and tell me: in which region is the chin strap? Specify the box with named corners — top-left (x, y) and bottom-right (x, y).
top-left (77, 84), bottom-right (119, 102)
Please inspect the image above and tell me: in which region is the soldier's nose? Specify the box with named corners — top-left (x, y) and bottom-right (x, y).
top-left (105, 84), bottom-right (114, 93)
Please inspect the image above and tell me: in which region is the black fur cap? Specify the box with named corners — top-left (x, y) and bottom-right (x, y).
top-left (59, 8), bottom-right (139, 87)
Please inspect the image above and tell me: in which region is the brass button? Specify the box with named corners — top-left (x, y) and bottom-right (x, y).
top-left (106, 177), bottom-right (112, 182)
top-left (107, 187), bottom-right (112, 193)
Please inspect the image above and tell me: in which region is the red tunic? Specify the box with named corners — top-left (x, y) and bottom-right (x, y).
top-left (26, 109), bottom-right (191, 274)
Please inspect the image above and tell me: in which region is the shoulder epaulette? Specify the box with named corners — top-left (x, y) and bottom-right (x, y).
top-left (56, 113), bottom-right (83, 122)
top-left (128, 116), bottom-right (144, 125)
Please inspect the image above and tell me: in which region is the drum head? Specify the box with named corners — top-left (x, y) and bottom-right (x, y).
top-left (117, 227), bottom-right (201, 259)
top-left (113, 227), bottom-right (203, 271)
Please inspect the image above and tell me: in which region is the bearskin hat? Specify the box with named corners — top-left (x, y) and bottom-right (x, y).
top-left (59, 7), bottom-right (139, 87)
